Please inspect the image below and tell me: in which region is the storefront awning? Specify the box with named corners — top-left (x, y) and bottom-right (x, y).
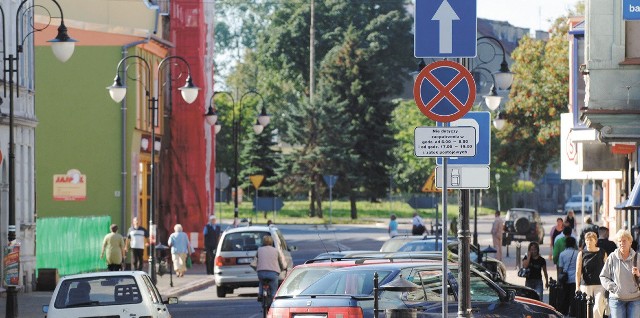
top-left (615, 177), bottom-right (640, 210)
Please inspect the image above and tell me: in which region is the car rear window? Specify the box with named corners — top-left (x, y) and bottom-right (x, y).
top-left (276, 267), bottom-right (334, 297)
top-left (300, 269), bottom-right (392, 296)
top-left (54, 275), bottom-right (141, 308)
top-left (221, 231), bottom-right (270, 251)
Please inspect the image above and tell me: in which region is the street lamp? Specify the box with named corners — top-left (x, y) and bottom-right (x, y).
top-left (107, 55), bottom-right (200, 284)
top-left (206, 91), bottom-right (269, 224)
top-left (3, 1), bottom-right (76, 317)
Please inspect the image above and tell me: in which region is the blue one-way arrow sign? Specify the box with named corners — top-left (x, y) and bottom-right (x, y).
top-left (415, 0), bottom-right (477, 58)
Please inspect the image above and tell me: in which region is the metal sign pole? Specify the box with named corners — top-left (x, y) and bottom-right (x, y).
top-left (442, 123), bottom-right (449, 317)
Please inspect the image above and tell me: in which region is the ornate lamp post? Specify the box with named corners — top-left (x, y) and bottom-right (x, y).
top-left (3, 1), bottom-right (76, 317)
top-left (107, 55), bottom-right (199, 284)
top-left (206, 91), bottom-right (269, 224)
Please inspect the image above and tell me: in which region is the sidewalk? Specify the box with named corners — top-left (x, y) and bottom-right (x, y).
top-left (0, 262), bottom-right (214, 318)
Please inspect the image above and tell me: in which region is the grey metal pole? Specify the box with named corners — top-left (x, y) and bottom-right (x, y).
top-left (442, 152), bottom-right (448, 317)
top-left (6, 53), bottom-right (18, 318)
top-left (458, 189), bottom-right (471, 318)
top-left (149, 98), bottom-right (157, 284)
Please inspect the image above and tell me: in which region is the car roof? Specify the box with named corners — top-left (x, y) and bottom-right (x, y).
top-left (507, 208), bottom-right (538, 213)
top-left (222, 225), bottom-right (276, 234)
top-left (60, 270), bottom-right (146, 280)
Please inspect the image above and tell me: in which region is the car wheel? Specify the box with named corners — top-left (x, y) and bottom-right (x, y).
top-left (217, 286), bottom-right (227, 298)
top-left (514, 217), bottom-right (530, 234)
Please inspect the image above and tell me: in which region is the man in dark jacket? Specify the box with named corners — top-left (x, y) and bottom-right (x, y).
top-left (579, 217), bottom-right (599, 248)
top-left (596, 226), bottom-right (617, 256)
top-left (203, 215), bottom-right (222, 275)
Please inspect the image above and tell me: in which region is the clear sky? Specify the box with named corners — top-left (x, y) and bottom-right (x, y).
top-left (477, 0), bottom-right (581, 32)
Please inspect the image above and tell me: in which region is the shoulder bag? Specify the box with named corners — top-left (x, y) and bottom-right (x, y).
top-left (558, 250), bottom-right (575, 285)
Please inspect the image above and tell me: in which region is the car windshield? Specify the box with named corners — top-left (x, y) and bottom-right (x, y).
top-left (507, 210), bottom-right (534, 221)
top-left (276, 266), bottom-right (335, 297)
top-left (403, 268), bottom-right (501, 303)
top-left (398, 239), bottom-right (455, 252)
top-left (221, 231), bottom-right (270, 251)
top-left (570, 196), bottom-right (591, 202)
top-left (300, 269), bottom-right (392, 296)
top-left (53, 276), bottom-right (143, 308)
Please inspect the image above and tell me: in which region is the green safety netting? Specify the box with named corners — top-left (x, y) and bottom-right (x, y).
top-left (36, 216), bottom-right (111, 276)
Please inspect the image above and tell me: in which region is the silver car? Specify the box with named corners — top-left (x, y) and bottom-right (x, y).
top-left (214, 225), bottom-right (296, 297)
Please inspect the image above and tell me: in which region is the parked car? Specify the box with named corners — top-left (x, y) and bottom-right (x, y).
top-left (502, 208), bottom-right (544, 245)
top-left (379, 235), bottom-right (457, 252)
top-left (381, 235), bottom-right (507, 282)
top-left (43, 271), bottom-right (176, 318)
top-left (563, 194), bottom-right (594, 214)
top-left (268, 261), bottom-right (560, 317)
top-left (379, 251), bottom-right (535, 300)
top-left (214, 225), bottom-right (297, 298)
top-left (397, 237), bottom-right (457, 252)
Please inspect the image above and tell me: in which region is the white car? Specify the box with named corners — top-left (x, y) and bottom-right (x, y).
top-left (43, 271), bottom-right (176, 318)
top-left (214, 225), bottom-right (296, 297)
top-left (564, 194), bottom-right (594, 214)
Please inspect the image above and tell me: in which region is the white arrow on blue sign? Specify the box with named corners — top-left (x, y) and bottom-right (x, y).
top-left (414, 0), bottom-right (477, 58)
top-left (323, 175), bottom-right (338, 189)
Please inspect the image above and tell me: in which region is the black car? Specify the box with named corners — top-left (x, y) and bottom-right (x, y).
top-left (268, 261), bottom-right (560, 317)
top-left (503, 208), bottom-right (545, 245)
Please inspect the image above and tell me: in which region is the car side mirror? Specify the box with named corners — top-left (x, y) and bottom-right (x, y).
top-left (501, 289), bottom-right (516, 302)
top-left (164, 296), bottom-right (178, 305)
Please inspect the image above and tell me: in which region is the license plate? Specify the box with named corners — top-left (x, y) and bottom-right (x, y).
top-left (513, 235), bottom-right (526, 239)
top-left (237, 257), bottom-right (253, 264)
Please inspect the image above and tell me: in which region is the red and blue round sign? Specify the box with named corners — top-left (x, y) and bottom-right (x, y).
top-left (413, 60), bottom-right (476, 122)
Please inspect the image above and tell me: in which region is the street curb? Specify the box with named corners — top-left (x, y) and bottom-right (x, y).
top-left (161, 276), bottom-right (216, 298)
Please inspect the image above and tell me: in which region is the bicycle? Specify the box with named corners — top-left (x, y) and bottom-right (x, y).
top-left (260, 277), bottom-right (273, 318)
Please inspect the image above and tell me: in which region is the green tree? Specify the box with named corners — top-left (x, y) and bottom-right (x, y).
top-left (495, 27), bottom-right (569, 178)
top-left (257, 1), bottom-right (413, 219)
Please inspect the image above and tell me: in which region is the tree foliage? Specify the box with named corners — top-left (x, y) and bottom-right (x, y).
top-left (495, 26), bottom-right (569, 178)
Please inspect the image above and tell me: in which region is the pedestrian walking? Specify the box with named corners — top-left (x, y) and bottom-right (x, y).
top-left (388, 214), bottom-right (398, 237)
top-left (168, 224), bottom-right (192, 277)
top-left (597, 226), bottom-right (617, 256)
top-left (522, 241), bottom-right (549, 301)
top-left (558, 236), bottom-right (578, 315)
top-left (411, 211), bottom-right (425, 235)
top-left (579, 217), bottom-right (599, 248)
top-left (565, 209), bottom-right (577, 236)
top-left (203, 215), bottom-right (221, 275)
top-left (100, 224), bottom-right (125, 271)
top-left (553, 226), bottom-right (573, 265)
top-left (577, 232), bottom-right (607, 318)
top-left (600, 229), bottom-right (640, 318)
top-left (549, 218), bottom-right (564, 260)
top-left (125, 217), bottom-right (149, 271)
top-left (490, 210), bottom-right (504, 260)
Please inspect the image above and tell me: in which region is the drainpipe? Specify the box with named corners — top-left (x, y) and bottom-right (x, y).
top-left (119, 36), bottom-right (151, 233)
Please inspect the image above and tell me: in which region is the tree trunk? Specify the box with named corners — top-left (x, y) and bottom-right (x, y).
top-left (316, 175), bottom-right (323, 218)
top-left (350, 192), bottom-right (357, 220)
top-left (309, 186), bottom-right (316, 217)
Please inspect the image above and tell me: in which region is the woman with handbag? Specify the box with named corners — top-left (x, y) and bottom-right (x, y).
top-left (600, 229), bottom-right (640, 318)
top-left (576, 231), bottom-right (607, 318)
top-left (522, 241), bottom-right (549, 301)
top-left (558, 236), bottom-right (579, 315)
